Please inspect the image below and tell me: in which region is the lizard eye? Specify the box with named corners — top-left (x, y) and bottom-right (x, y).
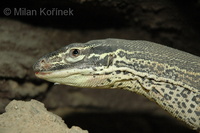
top-left (70, 49), bottom-right (80, 57)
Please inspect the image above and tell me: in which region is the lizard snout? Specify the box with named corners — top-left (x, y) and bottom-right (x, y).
top-left (33, 58), bottom-right (52, 72)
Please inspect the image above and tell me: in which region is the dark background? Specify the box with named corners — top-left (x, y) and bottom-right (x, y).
top-left (0, 0), bottom-right (199, 133)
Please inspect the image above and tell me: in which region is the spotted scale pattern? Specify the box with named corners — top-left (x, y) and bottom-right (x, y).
top-left (33, 39), bottom-right (200, 131)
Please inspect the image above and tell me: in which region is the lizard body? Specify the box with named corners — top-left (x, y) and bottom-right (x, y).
top-left (33, 39), bottom-right (200, 130)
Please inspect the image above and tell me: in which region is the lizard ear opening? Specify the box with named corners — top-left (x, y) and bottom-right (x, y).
top-left (107, 53), bottom-right (116, 68)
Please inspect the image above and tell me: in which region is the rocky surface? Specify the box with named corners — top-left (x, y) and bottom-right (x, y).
top-left (0, 99), bottom-right (88, 133)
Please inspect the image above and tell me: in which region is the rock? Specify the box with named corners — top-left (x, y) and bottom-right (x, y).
top-left (0, 99), bottom-right (88, 133)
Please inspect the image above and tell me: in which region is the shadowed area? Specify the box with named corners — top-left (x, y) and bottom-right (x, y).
top-left (64, 112), bottom-right (195, 133)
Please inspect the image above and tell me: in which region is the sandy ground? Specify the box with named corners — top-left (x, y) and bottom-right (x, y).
top-left (0, 99), bottom-right (88, 133)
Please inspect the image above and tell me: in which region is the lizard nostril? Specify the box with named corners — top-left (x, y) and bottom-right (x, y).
top-left (40, 58), bottom-right (51, 70)
top-left (40, 59), bottom-right (46, 64)
top-left (33, 58), bottom-right (52, 72)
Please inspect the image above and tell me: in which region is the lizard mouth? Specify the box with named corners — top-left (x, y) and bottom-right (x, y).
top-left (34, 68), bottom-right (94, 80)
top-left (35, 71), bottom-right (52, 75)
top-left (35, 71), bottom-right (53, 75)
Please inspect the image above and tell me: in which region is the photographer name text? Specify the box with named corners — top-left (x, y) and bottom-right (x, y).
top-left (4, 8), bottom-right (74, 16)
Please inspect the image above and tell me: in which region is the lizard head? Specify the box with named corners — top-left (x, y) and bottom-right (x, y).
top-left (33, 39), bottom-right (119, 88)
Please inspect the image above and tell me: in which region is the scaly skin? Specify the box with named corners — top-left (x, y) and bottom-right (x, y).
top-left (33, 38), bottom-right (200, 130)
